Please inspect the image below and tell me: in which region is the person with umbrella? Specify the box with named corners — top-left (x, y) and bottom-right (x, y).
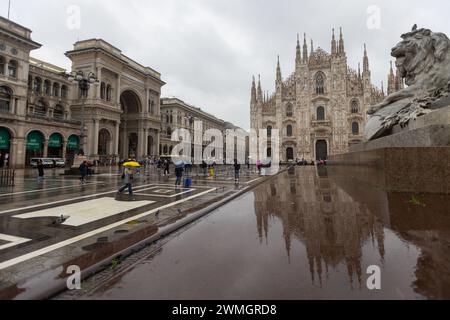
top-left (174, 160), bottom-right (184, 188)
top-left (118, 161), bottom-right (140, 198)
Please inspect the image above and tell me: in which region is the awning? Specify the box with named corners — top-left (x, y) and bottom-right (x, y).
top-left (67, 135), bottom-right (79, 150)
top-left (0, 128), bottom-right (10, 149)
top-left (48, 133), bottom-right (63, 148)
top-left (26, 131), bottom-right (43, 151)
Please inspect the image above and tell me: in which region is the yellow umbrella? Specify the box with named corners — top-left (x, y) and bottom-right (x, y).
top-left (123, 161), bottom-right (141, 167)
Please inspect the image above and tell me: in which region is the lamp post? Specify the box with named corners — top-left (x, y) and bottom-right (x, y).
top-left (67, 71), bottom-right (99, 156)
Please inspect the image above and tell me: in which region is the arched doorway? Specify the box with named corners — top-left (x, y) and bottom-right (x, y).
top-left (119, 90), bottom-right (142, 159)
top-left (286, 147), bottom-right (294, 161)
top-left (128, 133), bottom-right (138, 158)
top-left (0, 127), bottom-right (12, 168)
top-left (316, 140), bottom-right (328, 161)
top-left (26, 130), bottom-right (45, 166)
top-left (48, 133), bottom-right (63, 158)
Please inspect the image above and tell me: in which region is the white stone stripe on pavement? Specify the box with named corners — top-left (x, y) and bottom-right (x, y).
top-left (0, 188), bottom-right (216, 270)
top-left (0, 234), bottom-right (31, 251)
top-left (0, 182), bottom-right (104, 198)
top-left (0, 183), bottom-right (157, 216)
top-left (13, 198), bottom-right (155, 227)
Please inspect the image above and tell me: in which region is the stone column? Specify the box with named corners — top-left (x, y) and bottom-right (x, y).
top-left (43, 140), bottom-right (48, 158)
top-left (62, 140), bottom-right (67, 161)
top-left (96, 67), bottom-right (102, 99)
top-left (116, 75), bottom-right (121, 105)
top-left (156, 131), bottom-right (161, 156)
top-left (137, 125), bottom-right (145, 159)
top-left (114, 121), bottom-right (120, 156)
top-left (93, 119), bottom-right (100, 156)
top-left (143, 129), bottom-right (148, 156)
top-left (121, 123), bottom-right (128, 159)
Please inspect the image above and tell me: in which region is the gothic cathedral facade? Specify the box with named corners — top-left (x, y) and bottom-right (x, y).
top-left (250, 29), bottom-right (385, 162)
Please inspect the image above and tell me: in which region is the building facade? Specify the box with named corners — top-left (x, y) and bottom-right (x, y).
top-left (0, 17), bottom-right (165, 168)
top-left (250, 29), bottom-right (385, 162)
top-left (161, 97), bottom-right (247, 163)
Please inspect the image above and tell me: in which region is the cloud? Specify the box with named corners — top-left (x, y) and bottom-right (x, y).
top-left (6, 0), bottom-right (450, 129)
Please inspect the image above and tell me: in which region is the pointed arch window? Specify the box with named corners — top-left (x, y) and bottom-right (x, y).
top-left (267, 126), bottom-right (272, 138)
top-left (351, 100), bottom-right (359, 113)
top-left (352, 122), bottom-right (360, 135)
top-left (315, 72), bottom-right (325, 94)
top-left (286, 104), bottom-right (293, 117)
top-left (287, 125), bottom-right (293, 137)
top-left (317, 106), bottom-right (325, 121)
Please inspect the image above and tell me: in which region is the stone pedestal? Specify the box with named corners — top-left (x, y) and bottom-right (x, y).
top-left (351, 106), bottom-right (450, 152)
top-left (328, 106), bottom-right (450, 194)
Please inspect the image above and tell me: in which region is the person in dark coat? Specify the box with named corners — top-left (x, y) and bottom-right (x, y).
top-left (163, 160), bottom-right (170, 176)
top-left (37, 160), bottom-right (45, 183)
top-left (175, 166), bottom-right (184, 187)
top-left (234, 159), bottom-right (241, 182)
top-left (79, 161), bottom-right (88, 185)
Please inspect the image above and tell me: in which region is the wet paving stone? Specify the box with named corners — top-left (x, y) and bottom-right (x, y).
top-left (58, 166), bottom-right (450, 300)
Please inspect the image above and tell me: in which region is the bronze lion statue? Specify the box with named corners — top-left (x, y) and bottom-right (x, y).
top-left (365, 26), bottom-right (450, 141)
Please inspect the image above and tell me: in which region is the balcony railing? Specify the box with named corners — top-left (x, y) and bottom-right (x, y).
top-left (311, 119), bottom-right (332, 127)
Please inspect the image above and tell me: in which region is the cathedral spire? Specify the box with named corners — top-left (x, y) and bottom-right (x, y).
top-left (338, 27), bottom-right (345, 56)
top-left (296, 33), bottom-right (302, 67)
top-left (276, 55), bottom-right (282, 84)
top-left (363, 43), bottom-right (370, 74)
top-left (358, 63), bottom-right (361, 78)
top-left (381, 81), bottom-right (385, 95)
top-left (251, 75), bottom-right (256, 104)
top-left (257, 74), bottom-right (263, 102)
top-left (387, 61), bottom-right (396, 95)
top-left (331, 28), bottom-right (337, 56)
top-left (310, 39), bottom-right (314, 56)
top-left (303, 33), bottom-right (308, 63)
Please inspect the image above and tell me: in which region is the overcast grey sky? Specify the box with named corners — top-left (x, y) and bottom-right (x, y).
top-left (4, 0), bottom-right (450, 129)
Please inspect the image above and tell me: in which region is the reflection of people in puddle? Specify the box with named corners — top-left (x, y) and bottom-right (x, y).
top-left (117, 167), bottom-right (135, 199)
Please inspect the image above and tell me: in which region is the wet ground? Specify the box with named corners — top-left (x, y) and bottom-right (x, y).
top-left (0, 165), bottom-right (264, 299)
top-left (59, 166), bottom-right (450, 300)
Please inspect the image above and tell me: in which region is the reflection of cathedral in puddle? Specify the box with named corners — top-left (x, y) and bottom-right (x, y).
top-left (254, 167), bottom-right (385, 288)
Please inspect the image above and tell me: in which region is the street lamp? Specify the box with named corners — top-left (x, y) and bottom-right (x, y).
top-left (67, 70), bottom-right (99, 156)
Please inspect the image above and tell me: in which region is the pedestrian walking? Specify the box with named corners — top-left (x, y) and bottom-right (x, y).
top-left (201, 161), bottom-right (207, 176)
top-left (256, 159), bottom-right (262, 175)
top-left (164, 160), bottom-right (170, 176)
top-left (37, 159), bottom-right (45, 183)
top-left (175, 165), bottom-right (184, 187)
top-left (79, 161), bottom-right (88, 185)
top-left (234, 159), bottom-right (241, 182)
top-left (118, 167), bottom-right (135, 197)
